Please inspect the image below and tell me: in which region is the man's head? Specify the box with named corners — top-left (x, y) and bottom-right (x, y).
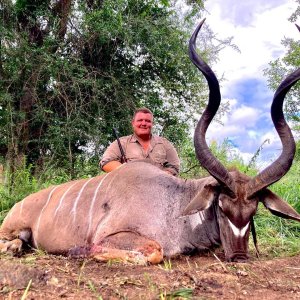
top-left (132, 108), bottom-right (153, 139)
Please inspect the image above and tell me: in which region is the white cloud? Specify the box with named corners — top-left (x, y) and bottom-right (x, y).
top-left (198, 0), bottom-right (299, 165)
top-left (207, 97), bottom-right (261, 134)
top-left (207, 101), bottom-right (262, 148)
top-left (204, 1), bottom-right (298, 84)
top-left (206, 0), bottom-right (284, 26)
top-left (231, 105), bottom-right (260, 127)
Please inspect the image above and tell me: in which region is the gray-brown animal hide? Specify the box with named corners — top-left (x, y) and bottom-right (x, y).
top-left (0, 162), bottom-right (220, 258)
top-left (1, 161), bottom-right (299, 263)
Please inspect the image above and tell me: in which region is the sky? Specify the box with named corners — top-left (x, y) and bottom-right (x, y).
top-left (198, 0), bottom-right (299, 168)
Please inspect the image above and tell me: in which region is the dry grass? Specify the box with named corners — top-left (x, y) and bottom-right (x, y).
top-left (0, 250), bottom-right (300, 299)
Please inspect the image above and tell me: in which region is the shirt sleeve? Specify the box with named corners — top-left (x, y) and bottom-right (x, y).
top-left (162, 139), bottom-right (180, 176)
top-left (99, 140), bottom-right (123, 170)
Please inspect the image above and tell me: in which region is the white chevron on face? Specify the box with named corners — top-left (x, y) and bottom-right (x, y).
top-left (228, 219), bottom-right (250, 237)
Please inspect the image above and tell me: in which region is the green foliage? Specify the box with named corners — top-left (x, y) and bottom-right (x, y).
top-left (2, 0), bottom-right (230, 182)
top-left (270, 145), bottom-right (300, 212)
top-left (264, 5), bottom-right (300, 129)
top-left (38, 154), bottom-right (101, 185)
top-left (179, 138), bottom-right (252, 179)
top-left (254, 207), bottom-right (300, 257)
top-left (0, 163), bottom-right (40, 223)
top-left (253, 146), bottom-right (300, 257)
top-left (179, 137), bottom-right (205, 178)
top-left (262, 2), bottom-right (300, 255)
top-left (161, 288), bottom-right (193, 299)
top-left (209, 139), bottom-right (248, 171)
top-left (0, 152), bottom-right (103, 222)
top-left (160, 258), bottom-right (172, 270)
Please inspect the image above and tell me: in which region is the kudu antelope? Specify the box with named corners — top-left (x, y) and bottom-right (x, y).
top-left (0, 20), bottom-right (300, 263)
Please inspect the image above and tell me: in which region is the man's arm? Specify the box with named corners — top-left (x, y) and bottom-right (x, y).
top-left (99, 139), bottom-right (126, 173)
top-left (102, 161), bottom-right (123, 172)
top-left (163, 139), bottom-right (180, 176)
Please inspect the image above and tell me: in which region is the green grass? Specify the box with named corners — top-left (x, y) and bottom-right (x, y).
top-left (159, 259), bottom-right (173, 271)
top-left (0, 164), bottom-right (71, 223)
top-left (0, 184), bottom-right (38, 224)
top-left (160, 288), bottom-right (193, 300)
top-left (252, 160), bottom-right (300, 258)
top-left (253, 207), bottom-right (300, 258)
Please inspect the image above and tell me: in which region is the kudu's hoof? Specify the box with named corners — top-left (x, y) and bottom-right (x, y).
top-left (0, 239), bottom-right (23, 254)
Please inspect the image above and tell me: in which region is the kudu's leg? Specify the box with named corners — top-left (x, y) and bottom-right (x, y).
top-left (69, 232), bottom-right (163, 265)
top-left (0, 230), bottom-right (22, 254)
top-left (0, 228), bottom-right (31, 254)
top-left (0, 239), bottom-right (23, 253)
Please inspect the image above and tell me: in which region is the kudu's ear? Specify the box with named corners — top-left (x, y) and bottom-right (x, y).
top-left (181, 180), bottom-right (219, 216)
top-left (261, 189), bottom-right (300, 222)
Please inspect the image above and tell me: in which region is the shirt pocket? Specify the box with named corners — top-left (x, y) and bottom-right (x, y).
top-left (126, 145), bottom-right (144, 161)
top-left (150, 145), bottom-right (167, 164)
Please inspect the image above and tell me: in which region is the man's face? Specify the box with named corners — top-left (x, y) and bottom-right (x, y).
top-left (132, 112), bottom-right (153, 138)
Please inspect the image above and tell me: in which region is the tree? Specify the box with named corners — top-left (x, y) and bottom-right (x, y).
top-left (0, 0), bottom-right (230, 181)
top-left (264, 4), bottom-right (300, 133)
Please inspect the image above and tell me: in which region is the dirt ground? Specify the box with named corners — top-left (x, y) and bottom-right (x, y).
top-left (0, 249), bottom-right (299, 300)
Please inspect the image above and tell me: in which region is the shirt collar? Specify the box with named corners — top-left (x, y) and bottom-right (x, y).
top-left (130, 133), bottom-right (163, 145)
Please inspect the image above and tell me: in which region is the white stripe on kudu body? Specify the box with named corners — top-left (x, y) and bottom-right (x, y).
top-left (35, 186), bottom-right (60, 244)
top-left (94, 164), bottom-right (126, 240)
top-left (228, 219), bottom-right (250, 237)
top-left (87, 173), bottom-right (110, 236)
top-left (20, 200), bottom-right (25, 217)
top-left (54, 181), bottom-right (78, 217)
top-left (71, 177), bottom-right (95, 223)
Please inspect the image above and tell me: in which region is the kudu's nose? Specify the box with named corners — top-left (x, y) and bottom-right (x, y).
top-left (228, 252), bottom-right (249, 263)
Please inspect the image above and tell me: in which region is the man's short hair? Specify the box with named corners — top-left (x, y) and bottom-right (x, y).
top-left (132, 107), bottom-right (153, 119)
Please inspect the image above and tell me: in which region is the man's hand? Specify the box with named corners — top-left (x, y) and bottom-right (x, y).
top-left (102, 161), bottom-right (123, 173)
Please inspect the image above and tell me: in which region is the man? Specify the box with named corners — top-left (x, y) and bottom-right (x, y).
top-left (100, 108), bottom-right (180, 176)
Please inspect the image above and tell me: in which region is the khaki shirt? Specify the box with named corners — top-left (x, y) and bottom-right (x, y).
top-left (100, 134), bottom-right (180, 176)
